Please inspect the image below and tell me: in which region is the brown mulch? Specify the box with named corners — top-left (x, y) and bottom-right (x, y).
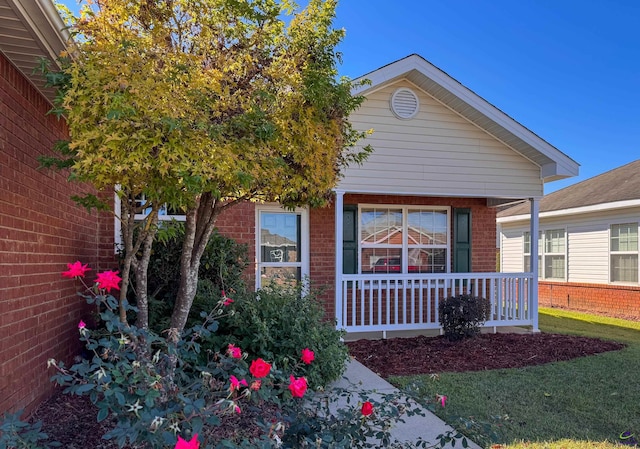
top-left (29, 332), bottom-right (625, 447)
top-left (346, 332), bottom-right (626, 378)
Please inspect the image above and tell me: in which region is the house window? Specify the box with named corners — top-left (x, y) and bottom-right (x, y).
top-left (610, 223), bottom-right (638, 283)
top-left (543, 229), bottom-right (566, 280)
top-left (133, 194), bottom-right (186, 222)
top-left (523, 231), bottom-right (541, 274)
top-left (524, 230), bottom-right (563, 279)
top-left (256, 206), bottom-right (309, 289)
top-left (359, 206), bottom-right (449, 274)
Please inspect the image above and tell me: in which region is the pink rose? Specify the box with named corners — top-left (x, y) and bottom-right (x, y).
top-left (227, 344), bottom-right (242, 359)
top-left (361, 401), bottom-right (374, 416)
top-left (221, 290), bottom-right (234, 306)
top-left (62, 261), bottom-right (91, 279)
top-left (175, 433), bottom-right (199, 449)
top-left (249, 358), bottom-right (272, 378)
top-left (229, 375), bottom-right (248, 392)
top-left (78, 320), bottom-right (86, 329)
top-left (95, 270), bottom-right (122, 292)
top-left (301, 348), bottom-right (315, 365)
top-left (288, 375), bottom-right (308, 398)
top-left (250, 380), bottom-right (261, 391)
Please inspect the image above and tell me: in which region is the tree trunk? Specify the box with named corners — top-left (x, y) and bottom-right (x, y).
top-left (134, 210), bottom-right (158, 329)
top-left (170, 192), bottom-right (223, 335)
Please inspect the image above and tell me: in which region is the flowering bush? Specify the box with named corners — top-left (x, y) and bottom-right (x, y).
top-left (0, 262), bottom-right (468, 449)
top-left (202, 284), bottom-right (350, 389)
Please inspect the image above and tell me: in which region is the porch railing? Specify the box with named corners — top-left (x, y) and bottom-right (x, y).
top-left (336, 272), bottom-right (533, 334)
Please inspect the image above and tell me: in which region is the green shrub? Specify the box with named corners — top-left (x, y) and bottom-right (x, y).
top-left (127, 224), bottom-right (249, 332)
top-left (204, 284), bottom-right (350, 389)
top-left (438, 294), bottom-right (491, 341)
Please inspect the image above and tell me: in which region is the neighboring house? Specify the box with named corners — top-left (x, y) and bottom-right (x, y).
top-left (1, 0), bottom-right (114, 415)
top-left (1, 1), bottom-right (580, 415)
top-left (498, 160), bottom-right (640, 319)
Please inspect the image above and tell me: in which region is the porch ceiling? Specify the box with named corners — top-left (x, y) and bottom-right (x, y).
top-left (0, 0), bottom-right (68, 103)
top-left (353, 54), bottom-right (579, 183)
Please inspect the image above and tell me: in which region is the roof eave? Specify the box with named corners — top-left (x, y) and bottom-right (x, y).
top-left (1, 0), bottom-right (70, 102)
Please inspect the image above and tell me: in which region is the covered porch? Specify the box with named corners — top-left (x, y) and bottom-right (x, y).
top-left (332, 191), bottom-right (543, 337)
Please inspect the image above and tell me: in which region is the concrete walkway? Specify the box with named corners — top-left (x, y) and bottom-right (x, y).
top-left (328, 358), bottom-right (481, 448)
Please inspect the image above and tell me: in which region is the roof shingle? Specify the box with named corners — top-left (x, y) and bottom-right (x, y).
top-left (498, 159), bottom-right (640, 217)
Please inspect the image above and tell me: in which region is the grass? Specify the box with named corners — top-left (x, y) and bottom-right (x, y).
top-left (390, 308), bottom-right (640, 448)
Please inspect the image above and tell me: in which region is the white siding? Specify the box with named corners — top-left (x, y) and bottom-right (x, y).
top-left (500, 227), bottom-right (527, 273)
top-left (500, 206), bottom-right (640, 285)
top-left (339, 80), bottom-right (543, 198)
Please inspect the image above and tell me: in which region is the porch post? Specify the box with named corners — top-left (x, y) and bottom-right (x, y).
top-left (529, 198), bottom-right (540, 332)
top-left (334, 190), bottom-right (345, 330)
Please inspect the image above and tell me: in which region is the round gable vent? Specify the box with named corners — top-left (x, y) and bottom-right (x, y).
top-left (390, 87), bottom-right (419, 119)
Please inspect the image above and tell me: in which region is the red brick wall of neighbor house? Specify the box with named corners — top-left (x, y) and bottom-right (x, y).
top-left (538, 282), bottom-right (640, 320)
top-left (0, 54), bottom-right (115, 415)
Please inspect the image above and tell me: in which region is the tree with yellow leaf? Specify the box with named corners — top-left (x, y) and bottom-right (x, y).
top-left (45, 0), bottom-right (371, 333)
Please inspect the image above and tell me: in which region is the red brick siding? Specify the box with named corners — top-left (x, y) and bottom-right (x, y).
top-left (214, 202), bottom-right (257, 291)
top-left (1, 54), bottom-right (114, 415)
top-left (538, 281), bottom-right (640, 320)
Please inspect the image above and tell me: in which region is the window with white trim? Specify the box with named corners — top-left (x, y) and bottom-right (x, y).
top-left (133, 194), bottom-right (186, 222)
top-left (359, 206), bottom-right (449, 274)
top-left (610, 223), bottom-right (638, 283)
top-left (524, 230), bottom-right (564, 280)
top-left (256, 206), bottom-right (309, 289)
top-left (523, 231), bottom-right (535, 273)
top-left (543, 229), bottom-right (566, 280)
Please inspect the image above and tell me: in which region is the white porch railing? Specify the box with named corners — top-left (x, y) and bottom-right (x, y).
top-left (336, 272), bottom-right (533, 334)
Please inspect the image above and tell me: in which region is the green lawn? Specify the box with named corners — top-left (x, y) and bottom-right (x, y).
top-left (390, 308), bottom-right (640, 448)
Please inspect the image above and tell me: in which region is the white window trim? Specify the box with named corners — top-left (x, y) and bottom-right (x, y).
top-left (524, 229), bottom-right (567, 281)
top-left (357, 204), bottom-right (450, 274)
top-left (255, 204), bottom-right (309, 290)
top-left (609, 222), bottom-right (639, 285)
top-left (113, 192), bottom-right (186, 251)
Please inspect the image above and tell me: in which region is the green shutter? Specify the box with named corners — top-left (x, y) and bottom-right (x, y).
top-left (453, 208), bottom-right (471, 273)
top-left (343, 205), bottom-right (357, 274)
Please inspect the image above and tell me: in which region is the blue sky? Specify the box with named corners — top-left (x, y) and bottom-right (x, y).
top-left (60, 0), bottom-right (639, 194)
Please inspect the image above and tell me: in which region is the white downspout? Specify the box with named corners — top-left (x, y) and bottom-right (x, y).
top-left (530, 198), bottom-right (540, 332)
top-left (334, 190), bottom-right (344, 330)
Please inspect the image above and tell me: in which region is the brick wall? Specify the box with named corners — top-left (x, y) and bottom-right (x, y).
top-left (538, 281), bottom-right (640, 320)
top-left (214, 202), bottom-right (257, 291)
top-left (0, 54), bottom-right (114, 415)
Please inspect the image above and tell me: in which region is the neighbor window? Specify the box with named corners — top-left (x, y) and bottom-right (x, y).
top-left (359, 206), bottom-right (449, 274)
top-left (256, 206), bottom-right (308, 289)
top-left (543, 229), bottom-right (565, 279)
top-left (523, 231), bottom-right (541, 275)
top-left (610, 223), bottom-right (638, 283)
top-left (524, 230), bottom-right (564, 280)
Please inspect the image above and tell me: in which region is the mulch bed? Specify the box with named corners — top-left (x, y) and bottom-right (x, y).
top-left (346, 332), bottom-right (626, 378)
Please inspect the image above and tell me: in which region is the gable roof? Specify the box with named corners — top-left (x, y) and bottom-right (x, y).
top-left (352, 54), bottom-right (579, 183)
top-left (498, 159), bottom-right (640, 219)
top-left (0, 0), bottom-right (69, 102)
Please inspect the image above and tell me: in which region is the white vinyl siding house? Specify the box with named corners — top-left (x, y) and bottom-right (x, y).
top-left (501, 208), bottom-right (640, 285)
top-left (499, 160), bottom-right (640, 319)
